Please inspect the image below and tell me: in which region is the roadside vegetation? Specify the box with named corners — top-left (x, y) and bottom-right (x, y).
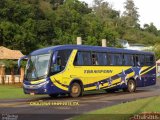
top-left (0, 84), bottom-right (46, 99)
top-left (0, 0), bottom-right (160, 59)
top-left (0, 84), bottom-right (105, 99)
top-left (73, 96), bottom-right (160, 120)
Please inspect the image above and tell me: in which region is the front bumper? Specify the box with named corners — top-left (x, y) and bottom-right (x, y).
top-left (23, 79), bottom-right (68, 95)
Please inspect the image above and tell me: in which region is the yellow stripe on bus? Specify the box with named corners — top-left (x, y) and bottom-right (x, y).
top-left (84, 78), bottom-right (121, 91)
top-left (141, 66), bottom-right (156, 76)
top-left (49, 65), bottom-right (155, 92)
top-left (53, 82), bottom-right (68, 91)
top-left (30, 79), bottom-right (46, 84)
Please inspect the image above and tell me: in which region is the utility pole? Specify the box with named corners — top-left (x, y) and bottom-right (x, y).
top-left (77, 37), bottom-right (82, 45)
top-left (102, 39), bottom-right (107, 47)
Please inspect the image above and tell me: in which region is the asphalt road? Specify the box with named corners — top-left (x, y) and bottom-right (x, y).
top-left (0, 80), bottom-right (160, 120)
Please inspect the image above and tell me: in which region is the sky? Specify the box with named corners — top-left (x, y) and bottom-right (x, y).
top-left (79, 0), bottom-right (160, 30)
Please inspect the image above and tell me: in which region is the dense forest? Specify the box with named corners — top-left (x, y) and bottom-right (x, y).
top-left (0, 0), bottom-right (160, 58)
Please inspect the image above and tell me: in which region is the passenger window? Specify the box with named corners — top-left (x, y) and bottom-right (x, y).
top-left (74, 51), bottom-right (92, 66)
top-left (108, 54), bottom-right (113, 65)
top-left (134, 55), bottom-right (145, 66)
top-left (92, 53), bottom-right (98, 65)
top-left (109, 53), bottom-right (122, 65)
top-left (138, 55), bottom-right (145, 66)
top-left (124, 54), bottom-right (134, 66)
top-left (97, 53), bottom-right (108, 65)
top-left (134, 55), bottom-right (140, 66)
top-left (145, 55), bottom-right (154, 65)
top-left (115, 54), bottom-right (123, 65)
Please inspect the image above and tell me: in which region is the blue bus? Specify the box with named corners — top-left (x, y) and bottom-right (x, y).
top-left (18, 45), bottom-right (156, 97)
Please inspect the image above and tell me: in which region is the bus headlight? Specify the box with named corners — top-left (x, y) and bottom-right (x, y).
top-left (37, 81), bottom-right (49, 87)
top-left (23, 81), bottom-right (49, 89)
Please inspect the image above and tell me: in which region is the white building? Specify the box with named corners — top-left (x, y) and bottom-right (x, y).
top-left (118, 39), bottom-right (153, 51)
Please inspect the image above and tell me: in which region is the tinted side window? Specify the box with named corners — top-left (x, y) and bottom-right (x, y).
top-left (50, 50), bottom-right (72, 74)
top-left (115, 54), bottom-right (123, 65)
top-left (145, 55), bottom-right (154, 65)
top-left (109, 53), bottom-right (123, 65)
top-left (134, 55), bottom-right (145, 66)
top-left (74, 51), bottom-right (92, 66)
top-left (108, 54), bottom-right (114, 65)
top-left (138, 55), bottom-right (145, 66)
top-left (124, 54), bottom-right (134, 66)
top-left (57, 50), bottom-right (72, 67)
top-left (134, 55), bottom-right (139, 66)
top-left (97, 53), bottom-right (108, 65)
top-left (91, 53), bottom-right (98, 65)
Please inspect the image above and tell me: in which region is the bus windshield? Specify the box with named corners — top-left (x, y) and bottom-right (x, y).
top-left (25, 53), bottom-right (51, 81)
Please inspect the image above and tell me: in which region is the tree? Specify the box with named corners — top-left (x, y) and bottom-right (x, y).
top-left (0, 0), bottom-right (160, 59)
top-left (53, 0), bottom-right (92, 44)
top-left (50, 0), bottom-right (65, 10)
top-left (153, 44), bottom-right (160, 60)
top-left (123, 0), bottom-right (139, 28)
top-left (92, 0), bottom-right (119, 46)
top-left (0, 29), bottom-right (3, 45)
top-left (0, 0), bottom-right (55, 54)
top-left (143, 23), bottom-right (158, 36)
top-left (93, 0), bottom-right (119, 23)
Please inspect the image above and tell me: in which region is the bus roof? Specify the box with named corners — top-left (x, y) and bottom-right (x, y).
top-left (30, 45), bottom-right (154, 55)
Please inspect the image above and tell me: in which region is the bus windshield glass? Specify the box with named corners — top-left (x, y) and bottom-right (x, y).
top-left (25, 53), bottom-right (51, 81)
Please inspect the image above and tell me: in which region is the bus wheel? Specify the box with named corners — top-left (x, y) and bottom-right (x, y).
top-left (70, 82), bottom-right (82, 98)
top-left (124, 80), bottom-right (136, 93)
top-left (49, 94), bottom-right (59, 98)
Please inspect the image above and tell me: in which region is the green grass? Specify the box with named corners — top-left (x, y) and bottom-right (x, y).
top-left (0, 84), bottom-right (46, 99)
top-left (74, 96), bottom-right (160, 120)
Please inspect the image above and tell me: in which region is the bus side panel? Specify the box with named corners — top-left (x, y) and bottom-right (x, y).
top-left (144, 67), bottom-right (156, 86)
top-left (136, 66), bottom-right (156, 87)
top-left (69, 66), bottom-right (137, 91)
top-left (50, 49), bottom-right (156, 93)
top-left (136, 77), bottom-right (144, 87)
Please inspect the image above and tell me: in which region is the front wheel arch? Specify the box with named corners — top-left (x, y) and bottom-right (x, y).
top-left (69, 79), bottom-right (84, 97)
top-left (123, 78), bottom-right (136, 92)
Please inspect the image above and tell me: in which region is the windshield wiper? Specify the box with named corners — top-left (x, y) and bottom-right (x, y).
top-left (37, 75), bottom-right (47, 80)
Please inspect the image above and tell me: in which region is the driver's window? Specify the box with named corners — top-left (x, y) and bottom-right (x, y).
top-left (53, 57), bottom-right (62, 72)
top-left (50, 50), bottom-right (72, 74)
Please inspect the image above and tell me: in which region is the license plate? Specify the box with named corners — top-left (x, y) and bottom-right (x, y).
top-left (30, 92), bottom-right (35, 95)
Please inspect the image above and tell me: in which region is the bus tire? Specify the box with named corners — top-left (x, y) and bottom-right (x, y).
top-left (49, 94), bottom-right (59, 98)
top-left (124, 79), bottom-right (136, 93)
top-left (70, 82), bottom-right (82, 98)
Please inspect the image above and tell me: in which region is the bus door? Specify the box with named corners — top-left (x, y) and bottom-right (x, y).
top-left (133, 55), bottom-right (145, 87)
top-left (50, 50), bottom-right (72, 87)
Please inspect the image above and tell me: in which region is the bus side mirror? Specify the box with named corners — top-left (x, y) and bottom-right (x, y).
top-left (17, 55), bottom-right (28, 72)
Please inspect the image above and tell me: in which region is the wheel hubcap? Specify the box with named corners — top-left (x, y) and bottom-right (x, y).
top-left (129, 82), bottom-right (134, 90)
top-left (72, 86), bottom-right (79, 94)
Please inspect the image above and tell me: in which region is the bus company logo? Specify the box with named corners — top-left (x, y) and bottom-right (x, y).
top-left (84, 70), bottom-right (113, 74)
top-left (1, 114), bottom-right (18, 120)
